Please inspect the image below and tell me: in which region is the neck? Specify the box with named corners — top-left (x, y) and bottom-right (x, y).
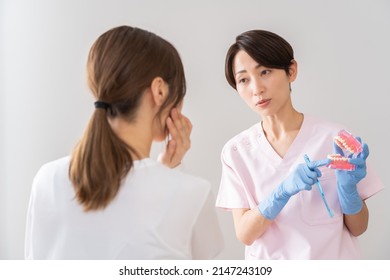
top-left (109, 116), bottom-right (153, 160)
top-left (261, 108), bottom-right (303, 141)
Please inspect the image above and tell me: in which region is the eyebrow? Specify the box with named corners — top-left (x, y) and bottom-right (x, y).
top-left (234, 64), bottom-right (262, 76)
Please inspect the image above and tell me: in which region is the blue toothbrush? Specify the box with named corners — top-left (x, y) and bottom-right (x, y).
top-left (304, 154), bottom-right (334, 218)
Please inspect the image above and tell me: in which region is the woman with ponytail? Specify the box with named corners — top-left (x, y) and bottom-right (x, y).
top-left (25, 26), bottom-right (223, 259)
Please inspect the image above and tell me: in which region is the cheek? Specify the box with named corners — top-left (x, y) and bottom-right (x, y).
top-left (238, 90), bottom-right (252, 104)
top-left (151, 114), bottom-right (168, 140)
top-left (273, 75), bottom-right (291, 90)
top-left (237, 85), bottom-right (247, 96)
top-left (153, 121), bottom-right (168, 142)
top-left (159, 116), bottom-right (169, 134)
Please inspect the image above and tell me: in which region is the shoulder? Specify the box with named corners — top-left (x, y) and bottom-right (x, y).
top-left (33, 156), bottom-right (70, 182)
top-left (221, 123), bottom-right (260, 158)
top-left (133, 159), bottom-right (212, 194)
top-left (304, 114), bottom-right (347, 135)
top-left (169, 167), bottom-right (211, 193)
top-left (305, 114), bottom-right (344, 129)
top-left (31, 156), bottom-right (71, 198)
top-left (138, 161), bottom-right (214, 211)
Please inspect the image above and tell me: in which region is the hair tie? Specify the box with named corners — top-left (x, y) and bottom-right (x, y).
top-left (94, 101), bottom-right (110, 110)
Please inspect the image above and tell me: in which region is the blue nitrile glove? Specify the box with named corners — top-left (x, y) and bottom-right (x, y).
top-left (258, 159), bottom-right (329, 220)
top-left (335, 137), bottom-right (369, 215)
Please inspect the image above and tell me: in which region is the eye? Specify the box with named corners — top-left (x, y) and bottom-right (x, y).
top-left (237, 77), bottom-right (248, 84)
top-left (261, 69), bottom-right (271, 76)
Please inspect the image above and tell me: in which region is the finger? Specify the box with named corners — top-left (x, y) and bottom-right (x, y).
top-left (167, 139), bottom-right (176, 156)
top-left (333, 141), bottom-right (344, 156)
top-left (166, 116), bottom-right (180, 142)
top-left (309, 158), bottom-right (331, 169)
top-left (348, 157), bottom-right (366, 168)
top-left (302, 165), bottom-right (318, 184)
top-left (158, 147), bottom-right (171, 165)
top-left (360, 142), bottom-right (369, 160)
top-left (181, 114), bottom-right (193, 135)
top-left (314, 168), bottom-right (322, 178)
top-left (168, 110), bottom-right (190, 155)
top-left (171, 108), bottom-right (184, 129)
top-left (170, 109), bottom-right (187, 142)
top-left (170, 138), bottom-right (188, 167)
top-left (304, 161), bottom-right (322, 177)
top-left (304, 184), bottom-right (313, 191)
top-left (302, 176), bottom-right (316, 186)
top-left (172, 110), bottom-right (192, 151)
top-left (158, 139), bottom-right (178, 168)
top-left (174, 109), bottom-right (192, 137)
top-left (354, 136), bottom-right (369, 159)
top-left (167, 116), bottom-right (188, 157)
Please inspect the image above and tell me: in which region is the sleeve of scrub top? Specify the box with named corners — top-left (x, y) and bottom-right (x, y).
top-left (357, 161), bottom-right (384, 200)
top-left (216, 148), bottom-right (250, 209)
top-left (191, 189), bottom-right (224, 259)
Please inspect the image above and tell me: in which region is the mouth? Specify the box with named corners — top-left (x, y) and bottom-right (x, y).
top-left (255, 99), bottom-right (271, 107)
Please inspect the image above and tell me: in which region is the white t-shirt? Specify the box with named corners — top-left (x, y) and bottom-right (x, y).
top-left (25, 157), bottom-right (224, 259)
top-left (216, 114), bottom-right (383, 259)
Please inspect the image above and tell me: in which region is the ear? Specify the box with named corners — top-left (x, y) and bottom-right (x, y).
top-left (288, 59), bottom-right (298, 82)
top-left (150, 77), bottom-right (169, 107)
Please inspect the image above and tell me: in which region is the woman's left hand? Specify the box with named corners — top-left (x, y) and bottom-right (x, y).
top-left (158, 108), bottom-right (192, 168)
top-left (335, 137), bottom-right (369, 215)
top-left (335, 137), bottom-right (369, 187)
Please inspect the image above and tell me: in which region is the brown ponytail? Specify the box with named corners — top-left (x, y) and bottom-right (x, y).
top-left (69, 108), bottom-right (134, 211)
top-left (69, 26), bottom-right (186, 211)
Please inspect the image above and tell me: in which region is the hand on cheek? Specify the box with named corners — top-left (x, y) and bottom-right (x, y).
top-left (158, 108), bottom-right (192, 168)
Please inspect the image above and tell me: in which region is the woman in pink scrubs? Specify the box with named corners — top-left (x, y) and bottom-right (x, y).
top-left (216, 30), bottom-right (383, 259)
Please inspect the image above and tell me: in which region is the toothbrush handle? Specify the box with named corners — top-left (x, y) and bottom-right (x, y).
top-left (303, 154), bottom-right (334, 218)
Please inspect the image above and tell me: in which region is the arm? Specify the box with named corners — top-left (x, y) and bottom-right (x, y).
top-left (344, 200), bottom-right (368, 236)
top-left (232, 159), bottom-right (328, 246)
top-left (232, 208), bottom-right (272, 246)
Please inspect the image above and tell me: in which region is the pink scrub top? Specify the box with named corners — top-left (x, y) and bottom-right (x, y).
top-left (216, 114), bottom-right (383, 259)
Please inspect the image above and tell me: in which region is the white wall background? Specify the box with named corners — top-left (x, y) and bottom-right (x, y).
top-left (1, 0), bottom-right (389, 259)
top-left (0, 0), bottom-right (5, 258)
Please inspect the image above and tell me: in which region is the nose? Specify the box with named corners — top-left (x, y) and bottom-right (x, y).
top-left (251, 78), bottom-right (264, 96)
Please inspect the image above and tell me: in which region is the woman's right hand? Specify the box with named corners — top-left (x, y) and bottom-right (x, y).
top-left (158, 108), bottom-right (192, 168)
top-left (258, 159), bottom-right (329, 220)
top-left (280, 160), bottom-right (328, 197)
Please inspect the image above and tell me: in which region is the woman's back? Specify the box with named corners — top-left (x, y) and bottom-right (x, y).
top-left (25, 157), bottom-right (223, 259)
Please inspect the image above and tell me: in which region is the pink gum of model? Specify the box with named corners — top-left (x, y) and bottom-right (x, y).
top-left (334, 129), bottom-right (362, 154)
top-left (327, 130), bottom-right (362, 171)
top-left (327, 154), bottom-right (355, 171)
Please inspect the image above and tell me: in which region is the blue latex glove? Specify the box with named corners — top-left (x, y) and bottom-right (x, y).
top-left (258, 159), bottom-right (329, 220)
top-left (334, 137), bottom-right (369, 215)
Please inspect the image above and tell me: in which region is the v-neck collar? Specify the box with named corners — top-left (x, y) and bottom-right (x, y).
top-left (256, 114), bottom-right (308, 166)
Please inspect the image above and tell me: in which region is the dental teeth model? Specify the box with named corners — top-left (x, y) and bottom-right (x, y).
top-left (327, 154), bottom-right (355, 171)
top-left (327, 130), bottom-right (362, 171)
top-left (334, 129), bottom-right (363, 155)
